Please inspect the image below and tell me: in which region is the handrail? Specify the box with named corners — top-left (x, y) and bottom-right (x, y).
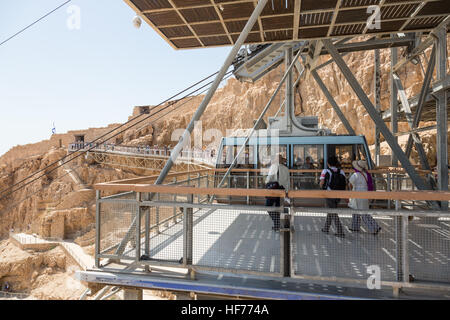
top-left (288, 189), bottom-right (450, 201)
top-left (98, 168), bottom-right (436, 186)
top-left (94, 183), bottom-right (450, 201)
top-left (211, 168), bottom-right (434, 174)
top-left (69, 142), bottom-right (217, 163)
top-left (96, 185), bottom-right (286, 197)
top-left (101, 169), bottom-right (211, 185)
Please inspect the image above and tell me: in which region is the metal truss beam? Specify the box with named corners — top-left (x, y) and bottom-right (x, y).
top-left (405, 46), bottom-right (436, 158)
top-left (391, 45), bottom-right (399, 167)
top-left (322, 39), bottom-right (432, 192)
top-left (435, 27), bottom-right (448, 210)
top-left (89, 152), bottom-right (208, 172)
top-left (392, 73), bottom-right (432, 171)
top-left (394, 125), bottom-right (437, 136)
top-left (393, 15), bottom-right (450, 72)
top-left (311, 69), bottom-right (356, 136)
top-left (374, 49), bottom-right (381, 166)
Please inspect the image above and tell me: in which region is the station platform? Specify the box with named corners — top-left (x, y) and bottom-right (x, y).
top-left (78, 206), bottom-right (450, 299)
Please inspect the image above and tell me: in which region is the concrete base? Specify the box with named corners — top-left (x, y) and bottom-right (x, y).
top-left (123, 288), bottom-right (143, 300)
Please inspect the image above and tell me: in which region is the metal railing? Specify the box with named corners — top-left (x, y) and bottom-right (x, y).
top-left (0, 291), bottom-right (29, 300)
top-left (94, 178), bottom-right (450, 294)
top-left (68, 142), bottom-right (217, 166)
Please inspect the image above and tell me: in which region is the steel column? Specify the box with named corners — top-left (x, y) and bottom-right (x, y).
top-left (135, 192), bottom-right (141, 263)
top-left (374, 49), bottom-right (381, 166)
top-left (435, 27), bottom-right (448, 210)
top-left (402, 215), bottom-right (409, 283)
top-left (144, 193), bottom-right (150, 262)
top-left (183, 194), bottom-right (194, 266)
top-left (95, 190), bottom-right (101, 268)
top-left (322, 39), bottom-right (431, 192)
top-left (391, 45), bottom-right (399, 167)
top-left (395, 201), bottom-right (403, 282)
top-left (405, 46), bottom-right (436, 158)
top-left (285, 47), bottom-right (294, 133)
top-left (281, 210), bottom-right (291, 277)
top-left (392, 72), bottom-right (432, 171)
top-left (311, 69), bottom-right (356, 135)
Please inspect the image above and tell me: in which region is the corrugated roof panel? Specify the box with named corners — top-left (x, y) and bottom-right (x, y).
top-left (200, 35), bottom-right (232, 46)
top-left (192, 22), bottom-right (226, 36)
top-left (160, 25), bottom-right (193, 38)
top-left (225, 20), bottom-right (260, 33)
top-left (221, 2), bottom-right (255, 19)
top-left (261, 15), bottom-right (294, 30)
top-left (299, 26), bottom-right (329, 38)
top-left (264, 30), bottom-right (293, 41)
top-left (172, 0), bottom-right (211, 7)
top-left (125, 0), bottom-right (449, 49)
top-left (261, 0), bottom-right (296, 15)
top-left (180, 6), bottom-right (219, 23)
top-left (144, 11), bottom-right (184, 26)
top-left (132, 0), bottom-right (171, 11)
top-left (172, 38), bottom-right (202, 48)
top-left (300, 12), bottom-right (333, 27)
top-left (231, 32), bottom-right (261, 43)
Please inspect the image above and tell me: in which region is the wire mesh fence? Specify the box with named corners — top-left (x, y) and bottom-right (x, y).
top-left (95, 173), bottom-right (450, 290)
top-left (291, 209), bottom-right (398, 282)
top-left (408, 215), bottom-right (450, 283)
top-left (291, 206), bottom-right (450, 285)
top-left (191, 207), bottom-right (282, 274)
top-left (98, 195), bottom-right (138, 259)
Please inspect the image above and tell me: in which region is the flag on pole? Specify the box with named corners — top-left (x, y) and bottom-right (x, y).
top-left (52, 122), bottom-right (56, 135)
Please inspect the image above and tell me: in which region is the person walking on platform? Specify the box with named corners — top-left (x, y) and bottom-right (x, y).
top-left (265, 154), bottom-right (290, 231)
top-left (320, 156), bottom-right (346, 238)
top-left (348, 160), bottom-right (381, 235)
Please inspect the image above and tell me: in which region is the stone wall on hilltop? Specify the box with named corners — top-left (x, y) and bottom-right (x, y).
top-left (0, 124), bottom-right (121, 167)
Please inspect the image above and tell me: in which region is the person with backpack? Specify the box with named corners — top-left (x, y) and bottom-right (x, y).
top-left (348, 160), bottom-right (381, 235)
top-left (265, 154), bottom-right (290, 231)
top-left (320, 156), bottom-right (346, 238)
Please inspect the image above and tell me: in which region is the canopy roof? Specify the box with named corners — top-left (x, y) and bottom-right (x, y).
top-left (124, 0), bottom-right (449, 49)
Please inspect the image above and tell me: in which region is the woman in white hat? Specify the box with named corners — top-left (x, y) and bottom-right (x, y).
top-left (348, 160), bottom-right (381, 234)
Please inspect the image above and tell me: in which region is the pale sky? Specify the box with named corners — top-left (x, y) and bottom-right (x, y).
top-left (0, 0), bottom-right (230, 156)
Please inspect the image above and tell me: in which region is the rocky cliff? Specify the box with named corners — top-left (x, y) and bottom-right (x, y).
top-left (0, 145), bottom-right (140, 239)
top-left (0, 240), bottom-right (86, 299)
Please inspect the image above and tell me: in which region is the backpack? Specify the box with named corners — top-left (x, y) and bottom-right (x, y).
top-left (325, 169), bottom-right (346, 190)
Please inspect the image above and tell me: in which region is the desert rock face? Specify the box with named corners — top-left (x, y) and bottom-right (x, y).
top-left (0, 144), bottom-right (139, 239)
top-left (0, 240), bottom-right (87, 299)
